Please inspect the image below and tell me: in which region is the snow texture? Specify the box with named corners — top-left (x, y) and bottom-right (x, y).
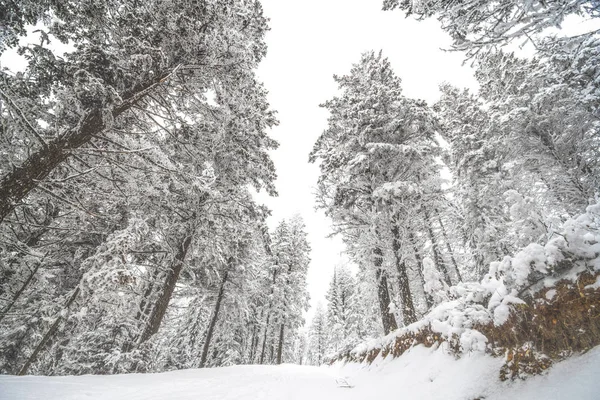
top-left (2, 345), bottom-right (600, 400)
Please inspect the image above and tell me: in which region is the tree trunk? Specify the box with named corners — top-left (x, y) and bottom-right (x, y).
top-left (20, 200), bottom-right (59, 248)
top-left (135, 266), bottom-right (163, 325)
top-left (259, 313), bottom-right (271, 364)
top-left (435, 209), bottom-right (462, 283)
top-left (373, 247), bottom-right (398, 334)
top-left (199, 258), bottom-right (232, 368)
top-left (423, 208), bottom-right (452, 286)
top-left (259, 260), bottom-right (280, 365)
top-left (17, 286), bottom-right (80, 375)
top-left (248, 322), bottom-right (259, 363)
top-left (0, 70), bottom-right (174, 225)
top-left (276, 323), bottom-right (285, 364)
top-left (137, 233), bottom-right (193, 344)
top-left (0, 262), bottom-right (42, 325)
top-left (1, 205), bottom-right (58, 324)
top-left (390, 215), bottom-right (417, 325)
top-left (275, 256), bottom-right (297, 365)
top-left (120, 266), bottom-right (164, 355)
top-left (408, 230), bottom-right (432, 310)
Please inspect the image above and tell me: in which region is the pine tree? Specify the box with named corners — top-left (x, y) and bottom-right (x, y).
top-left (0, 0), bottom-right (280, 375)
top-left (325, 264), bottom-right (358, 353)
top-left (434, 84), bottom-right (512, 279)
top-left (253, 217), bottom-right (310, 366)
top-left (383, 0), bottom-right (597, 56)
top-left (311, 50), bottom-right (454, 329)
top-left (307, 303), bottom-right (328, 366)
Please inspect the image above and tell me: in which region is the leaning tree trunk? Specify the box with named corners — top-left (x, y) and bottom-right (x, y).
top-left (134, 266), bottom-right (163, 326)
top-left (422, 208), bottom-right (452, 286)
top-left (137, 232), bottom-right (193, 345)
top-left (374, 247), bottom-right (398, 334)
top-left (199, 259), bottom-right (232, 368)
top-left (390, 215), bottom-right (417, 325)
top-left (0, 262), bottom-right (42, 326)
top-left (435, 209), bottom-right (462, 283)
top-left (119, 266), bottom-right (163, 355)
top-left (17, 286), bottom-right (80, 375)
top-left (0, 205), bottom-right (59, 324)
top-left (0, 69), bottom-right (175, 225)
top-left (408, 230), bottom-right (433, 310)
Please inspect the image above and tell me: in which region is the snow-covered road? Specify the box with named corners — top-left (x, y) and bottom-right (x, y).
top-left (2, 345), bottom-right (600, 400)
top-left (0, 364), bottom-right (350, 400)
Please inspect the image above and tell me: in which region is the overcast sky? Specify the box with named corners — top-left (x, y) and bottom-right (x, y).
top-left (254, 0), bottom-right (478, 320)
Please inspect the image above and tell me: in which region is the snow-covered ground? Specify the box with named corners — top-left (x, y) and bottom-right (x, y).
top-left (2, 345), bottom-right (599, 400)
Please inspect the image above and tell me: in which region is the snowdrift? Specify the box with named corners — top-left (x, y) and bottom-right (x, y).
top-left (2, 345), bottom-right (600, 399)
top-left (331, 202), bottom-right (600, 380)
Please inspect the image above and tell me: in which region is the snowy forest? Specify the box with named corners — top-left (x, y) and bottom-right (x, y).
top-left (0, 1), bottom-right (312, 374)
top-left (1, 1), bottom-right (600, 398)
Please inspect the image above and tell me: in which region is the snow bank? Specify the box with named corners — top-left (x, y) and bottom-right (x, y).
top-left (335, 344), bottom-right (600, 400)
top-left (2, 345), bottom-right (599, 400)
top-left (333, 201), bottom-right (600, 377)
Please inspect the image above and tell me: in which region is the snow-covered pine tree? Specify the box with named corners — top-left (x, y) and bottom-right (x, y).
top-left (307, 303), bottom-right (328, 366)
top-left (310, 51), bottom-right (406, 333)
top-left (311, 50), bottom-right (458, 328)
top-left (383, 0), bottom-right (597, 56)
top-left (254, 217), bottom-right (310, 365)
top-left (474, 50), bottom-right (597, 215)
top-left (0, 0), bottom-right (280, 376)
top-left (325, 264), bottom-right (358, 353)
top-left (0, 0), bottom-right (272, 223)
top-left (433, 49), bottom-right (598, 284)
top-left (434, 84), bottom-right (512, 279)
top-left (274, 216), bottom-right (311, 364)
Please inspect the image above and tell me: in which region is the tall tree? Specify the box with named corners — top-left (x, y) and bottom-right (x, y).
top-left (307, 303), bottom-right (328, 366)
top-left (383, 0), bottom-right (598, 56)
top-left (311, 51), bottom-right (450, 329)
top-left (325, 264), bottom-right (362, 353)
top-left (0, 0), bottom-right (280, 375)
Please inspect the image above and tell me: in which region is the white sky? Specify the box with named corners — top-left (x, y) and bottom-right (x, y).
top-left (254, 0), bottom-right (478, 320)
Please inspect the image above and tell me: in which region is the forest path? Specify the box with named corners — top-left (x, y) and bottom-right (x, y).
top-left (2, 345), bottom-right (600, 399)
top-left (0, 363), bottom-right (362, 400)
